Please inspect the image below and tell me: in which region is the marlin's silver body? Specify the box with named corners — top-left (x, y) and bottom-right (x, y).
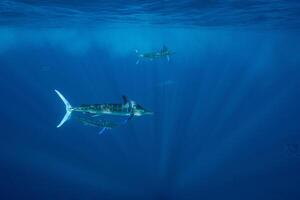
top-left (74, 103), bottom-right (149, 116)
top-left (135, 45), bottom-right (174, 64)
top-left (54, 90), bottom-right (153, 128)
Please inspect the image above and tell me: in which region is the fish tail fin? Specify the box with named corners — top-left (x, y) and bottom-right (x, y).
top-left (135, 49), bottom-right (141, 64)
top-left (54, 89), bottom-right (73, 128)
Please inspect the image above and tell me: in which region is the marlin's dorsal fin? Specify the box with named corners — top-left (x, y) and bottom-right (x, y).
top-left (122, 95), bottom-right (128, 104)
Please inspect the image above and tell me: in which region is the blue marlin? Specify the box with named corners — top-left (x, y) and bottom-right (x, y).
top-left (135, 45), bottom-right (174, 64)
top-left (54, 90), bottom-right (153, 128)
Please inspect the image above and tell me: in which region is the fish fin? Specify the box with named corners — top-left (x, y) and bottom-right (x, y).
top-left (122, 114), bottom-right (134, 125)
top-left (54, 89), bottom-right (72, 128)
top-left (167, 55), bottom-right (170, 62)
top-left (122, 95), bottom-right (128, 104)
top-left (99, 127), bottom-right (107, 134)
top-left (91, 114), bottom-right (100, 117)
top-left (135, 49), bottom-right (140, 64)
top-left (129, 113), bottom-right (134, 120)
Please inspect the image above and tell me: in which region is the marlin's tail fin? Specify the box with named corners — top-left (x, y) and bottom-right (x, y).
top-left (54, 89), bottom-right (73, 128)
top-left (135, 49), bottom-right (140, 64)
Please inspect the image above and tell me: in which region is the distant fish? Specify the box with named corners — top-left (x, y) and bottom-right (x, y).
top-left (54, 90), bottom-right (153, 128)
top-left (135, 45), bottom-right (174, 64)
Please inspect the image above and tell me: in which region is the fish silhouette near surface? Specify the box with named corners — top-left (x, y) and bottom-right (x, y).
top-left (135, 45), bottom-right (174, 64)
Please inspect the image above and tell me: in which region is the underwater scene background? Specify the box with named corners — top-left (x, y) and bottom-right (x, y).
top-left (0, 1), bottom-right (300, 199)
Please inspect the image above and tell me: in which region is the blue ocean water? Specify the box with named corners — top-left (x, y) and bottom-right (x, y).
top-left (0, 1), bottom-right (300, 199)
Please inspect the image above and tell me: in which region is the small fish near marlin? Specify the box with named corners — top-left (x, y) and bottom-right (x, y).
top-left (54, 89), bottom-right (153, 134)
top-left (75, 116), bottom-right (121, 134)
top-left (135, 45), bottom-right (174, 64)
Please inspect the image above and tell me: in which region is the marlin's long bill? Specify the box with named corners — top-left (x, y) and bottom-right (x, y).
top-left (54, 89), bottom-right (73, 128)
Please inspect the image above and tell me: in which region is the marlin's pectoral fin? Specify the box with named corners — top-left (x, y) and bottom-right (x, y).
top-left (91, 114), bottom-right (100, 117)
top-left (128, 113), bottom-right (134, 121)
top-left (99, 127), bottom-right (107, 135)
top-left (123, 114), bottom-right (134, 125)
top-left (136, 59), bottom-right (140, 65)
top-left (167, 55), bottom-right (170, 62)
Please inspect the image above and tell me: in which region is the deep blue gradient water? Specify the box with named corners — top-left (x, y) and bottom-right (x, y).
top-left (1, 1), bottom-right (300, 200)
